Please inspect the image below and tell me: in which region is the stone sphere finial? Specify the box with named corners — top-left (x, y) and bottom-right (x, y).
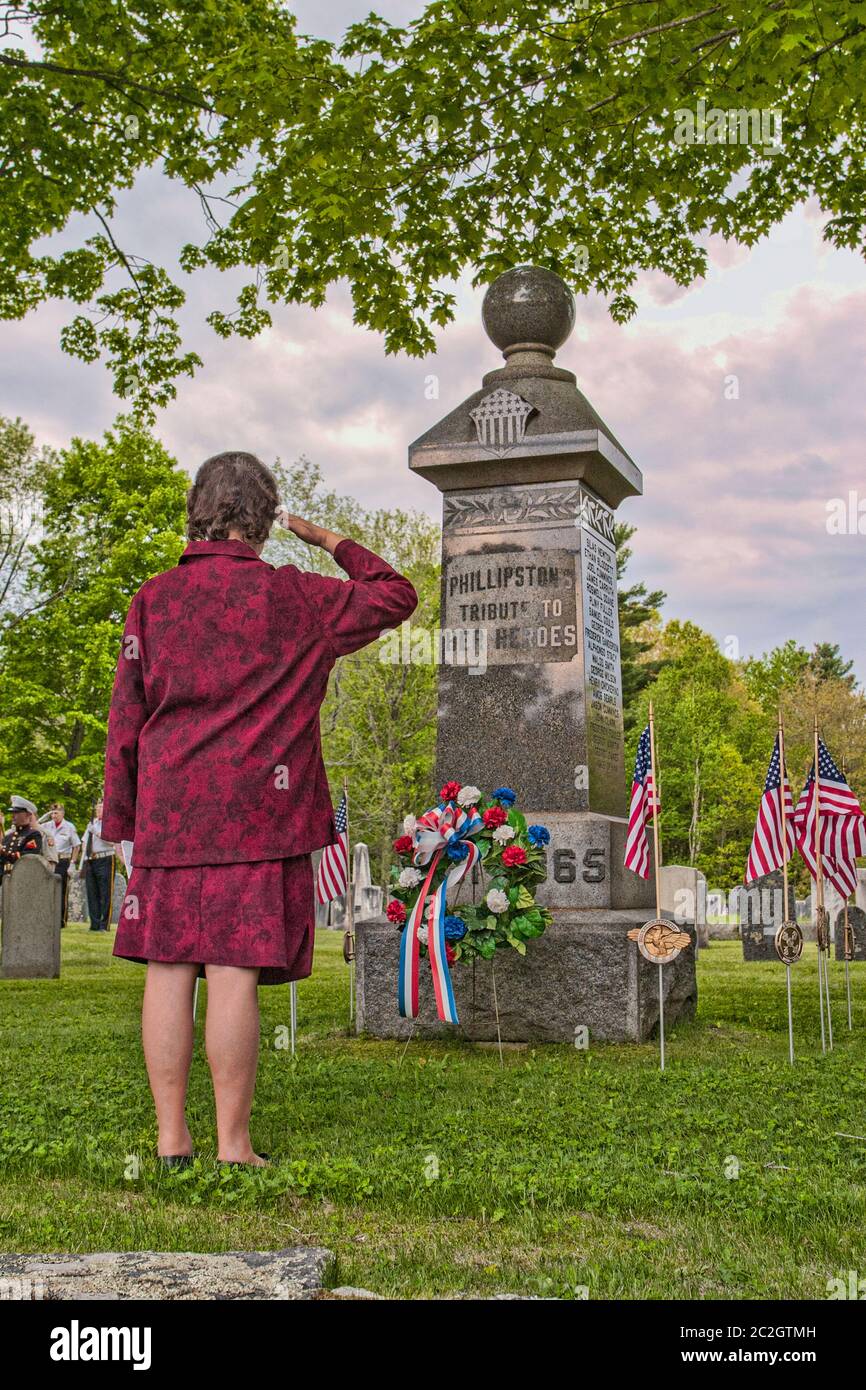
top-left (481, 264), bottom-right (575, 361)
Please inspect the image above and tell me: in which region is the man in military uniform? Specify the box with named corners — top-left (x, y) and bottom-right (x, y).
top-left (38, 801), bottom-right (80, 926)
top-left (1, 796), bottom-right (56, 872)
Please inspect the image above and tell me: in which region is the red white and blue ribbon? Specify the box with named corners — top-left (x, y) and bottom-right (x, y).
top-left (398, 802), bottom-right (483, 1025)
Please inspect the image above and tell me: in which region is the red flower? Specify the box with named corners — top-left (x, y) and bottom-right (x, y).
top-left (393, 834), bottom-right (413, 854)
top-left (502, 844), bottom-right (527, 867)
top-left (483, 805), bottom-right (507, 828)
top-left (446, 943), bottom-right (457, 966)
top-left (386, 899), bottom-right (407, 924)
top-left (440, 780), bottom-right (462, 802)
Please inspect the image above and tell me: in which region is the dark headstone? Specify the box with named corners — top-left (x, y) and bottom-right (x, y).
top-left (835, 905), bottom-right (866, 962)
top-left (740, 871), bottom-right (797, 961)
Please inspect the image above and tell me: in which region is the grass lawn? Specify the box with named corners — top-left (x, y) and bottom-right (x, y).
top-left (1, 926), bottom-right (865, 1300)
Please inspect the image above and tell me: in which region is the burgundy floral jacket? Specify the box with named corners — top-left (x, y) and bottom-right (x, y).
top-left (102, 538), bottom-right (417, 866)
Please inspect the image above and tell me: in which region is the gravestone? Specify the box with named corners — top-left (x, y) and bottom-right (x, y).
top-left (855, 869), bottom-right (866, 913)
top-left (834, 905), bottom-right (866, 962)
top-left (356, 885), bottom-right (383, 920)
top-left (660, 865), bottom-right (708, 948)
top-left (113, 869), bottom-right (127, 921)
top-left (708, 887), bottom-right (738, 940)
top-left (311, 844), bottom-right (383, 928)
top-left (66, 874), bottom-right (86, 923)
top-left (707, 890), bottom-right (725, 919)
top-left (353, 843), bottom-right (372, 896)
top-left (740, 870), bottom-right (797, 961)
top-left (355, 264), bottom-right (696, 1042)
top-left (0, 856), bottom-right (62, 978)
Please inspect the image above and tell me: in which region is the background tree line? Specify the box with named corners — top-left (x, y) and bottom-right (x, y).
top-left (1, 414), bottom-right (863, 890)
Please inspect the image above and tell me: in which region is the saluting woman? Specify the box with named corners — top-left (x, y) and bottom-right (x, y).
top-left (102, 452), bottom-right (417, 1166)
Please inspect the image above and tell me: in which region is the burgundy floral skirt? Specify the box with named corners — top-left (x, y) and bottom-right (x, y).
top-left (113, 855), bottom-right (315, 986)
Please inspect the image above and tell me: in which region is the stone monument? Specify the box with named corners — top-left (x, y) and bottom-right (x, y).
top-left (1, 856), bottom-right (63, 978)
top-left (354, 264), bottom-right (696, 1042)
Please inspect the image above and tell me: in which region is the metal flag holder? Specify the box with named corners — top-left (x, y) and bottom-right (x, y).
top-left (773, 710), bottom-right (801, 1065)
top-left (840, 759), bottom-right (854, 1032)
top-left (842, 897), bottom-right (854, 1031)
top-left (627, 702), bottom-right (691, 1071)
top-left (813, 714), bottom-right (833, 1054)
top-left (342, 775), bottom-right (356, 1030)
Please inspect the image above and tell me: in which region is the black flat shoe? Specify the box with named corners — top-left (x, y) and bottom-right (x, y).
top-left (160, 1154), bottom-right (194, 1170)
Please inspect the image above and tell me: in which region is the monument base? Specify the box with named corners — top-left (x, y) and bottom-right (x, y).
top-left (355, 912), bottom-right (697, 1044)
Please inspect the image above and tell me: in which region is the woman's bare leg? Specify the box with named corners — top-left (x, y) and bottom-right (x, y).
top-left (203, 963), bottom-right (266, 1164)
top-left (142, 962), bottom-right (199, 1156)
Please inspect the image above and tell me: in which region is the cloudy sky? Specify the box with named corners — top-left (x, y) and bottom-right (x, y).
top-left (2, 0), bottom-right (864, 678)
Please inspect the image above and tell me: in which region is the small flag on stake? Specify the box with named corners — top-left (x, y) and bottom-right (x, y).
top-left (316, 791), bottom-right (349, 903)
top-left (623, 724), bottom-right (658, 879)
top-left (793, 738), bottom-right (865, 899)
top-left (745, 734), bottom-right (795, 883)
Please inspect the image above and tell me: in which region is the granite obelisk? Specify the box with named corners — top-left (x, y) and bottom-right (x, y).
top-left (355, 265), bottom-right (697, 1041)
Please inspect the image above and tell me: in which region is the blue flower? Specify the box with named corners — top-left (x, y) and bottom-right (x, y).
top-left (444, 915), bottom-right (467, 941)
top-left (493, 786), bottom-right (516, 806)
top-left (445, 838), bottom-right (470, 861)
top-left (527, 824), bottom-right (550, 846)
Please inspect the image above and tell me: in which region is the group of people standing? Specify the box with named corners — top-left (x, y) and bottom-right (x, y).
top-left (0, 794), bottom-right (120, 931)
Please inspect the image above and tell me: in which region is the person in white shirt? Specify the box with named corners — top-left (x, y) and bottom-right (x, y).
top-left (76, 797), bottom-right (119, 933)
top-left (39, 802), bottom-right (80, 927)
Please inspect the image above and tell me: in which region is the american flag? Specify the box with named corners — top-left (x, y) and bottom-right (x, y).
top-left (316, 792), bottom-right (349, 904)
top-left (793, 739), bottom-right (865, 899)
top-left (624, 724), bottom-right (658, 879)
top-left (745, 735), bottom-right (795, 883)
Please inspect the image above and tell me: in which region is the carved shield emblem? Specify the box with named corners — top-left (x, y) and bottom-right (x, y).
top-left (469, 389), bottom-right (535, 455)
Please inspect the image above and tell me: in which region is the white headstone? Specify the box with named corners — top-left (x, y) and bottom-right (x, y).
top-left (659, 865), bottom-right (708, 946)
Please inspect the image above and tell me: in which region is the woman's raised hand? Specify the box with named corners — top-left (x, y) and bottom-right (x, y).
top-left (277, 510), bottom-right (345, 556)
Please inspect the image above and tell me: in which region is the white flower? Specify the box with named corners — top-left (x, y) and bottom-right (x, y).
top-left (418, 925), bottom-right (428, 945)
top-left (398, 867), bottom-right (423, 888)
top-left (486, 889), bottom-right (509, 914)
top-left (457, 785), bottom-right (481, 808)
top-left (403, 814), bottom-right (417, 835)
top-left (492, 824), bottom-right (515, 843)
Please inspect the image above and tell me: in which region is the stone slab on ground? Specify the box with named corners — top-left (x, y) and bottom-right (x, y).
top-left (0, 1248), bottom-right (332, 1300)
top-left (356, 911), bottom-right (696, 1044)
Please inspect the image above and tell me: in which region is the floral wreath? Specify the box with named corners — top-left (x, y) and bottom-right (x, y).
top-left (386, 781), bottom-right (551, 1024)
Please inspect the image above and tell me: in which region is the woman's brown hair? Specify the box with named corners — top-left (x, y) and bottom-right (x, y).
top-left (187, 452), bottom-right (279, 547)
